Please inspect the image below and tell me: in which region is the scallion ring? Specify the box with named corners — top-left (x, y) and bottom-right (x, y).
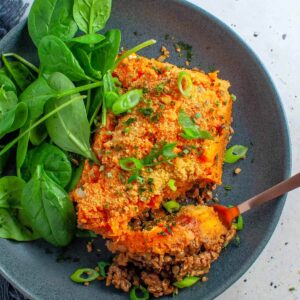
top-left (112, 89), bottom-right (143, 115)
top-left (70, 268), bottom-right (99, 283)
top-left (105, 91), bottom-right (119, 110)
top-left (178, 71), bottom-right (193, 97)
top-left (234, 215), bottom-right (244, 231)
top-left (119, 157), bottom-right (143, 172)
top-left (173, 276), bottom-right (200, 288)
top-left (168, 179), bottom-right (177, 191)
top-left (130, 285), bottom-right (150, 300)
top-left (224, 145), bottom-right (248, 163)
top-left (163, 200), bottom-right (180, 213)
top-left (98, 261), bottom-right (111, 278)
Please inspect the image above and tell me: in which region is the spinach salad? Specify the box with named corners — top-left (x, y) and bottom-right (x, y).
top-left (0, 0), bottom-right (155, 246)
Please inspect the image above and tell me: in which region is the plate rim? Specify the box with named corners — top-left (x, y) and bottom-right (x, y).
top-left (0, 1), bottom-right (292, 298)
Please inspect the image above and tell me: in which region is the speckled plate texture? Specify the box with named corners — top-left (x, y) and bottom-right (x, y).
top-left (0, 0), bottom-right (291, 299)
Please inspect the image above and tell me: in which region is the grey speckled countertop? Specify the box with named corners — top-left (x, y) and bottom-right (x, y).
top-left (187, 0), bottom-right (300, 299)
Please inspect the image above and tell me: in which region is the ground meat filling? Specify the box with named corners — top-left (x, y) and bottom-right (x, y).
top-left (106, 227), bottom-right (236, 298)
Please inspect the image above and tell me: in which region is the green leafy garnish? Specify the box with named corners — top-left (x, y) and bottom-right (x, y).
top-left (73, 0), bottom-right (112, 34)
top-left (98, 261), bottom-right (111, 278)
top-left (178, 109), bottom-right (212, 140)
top-left (22, 165), bottom-right (76, 247)
top-left (28, 0), bottom-right (78, 47)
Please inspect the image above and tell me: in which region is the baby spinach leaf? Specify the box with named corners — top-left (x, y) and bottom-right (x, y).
top-left (2, 58), bottom-right (35, 92)
top-left (0, 208), bottom-right (39, 241)
top-left (178, 109), bottom-right (213, 140)
top-left (38, 35), bottom-right (90, 81)
top-left (0, 89), bottom-right (28, 138)
top-left (0, 177), bottom-right (39, 241)
top-left (70, 33), bottom-right (105, 45)
top-left (21, 165), bottom-right (76, 246)
top-left (17, 76), bottom-right (56, 170)
top-left (28, 0), bottom-right (78, 47)
top-left (0, 74), bottom-right (17, 93)
top-left (91, 29), bottom-right (121, 74)
top-left (22, 143), bottom-right (72, 188)
top-left (0, 177), bottom-right (25, 209)
top-left (0, 149), bottom-right (12, 176)
top-left (29, 123), bottom-right (48, 146)
top-left (66, 159), bottom-right (84, 192)
top-left (72, 46), bottom-right (102, 80)
top-left (88, 87), bottom-right (103, 125)
top-left (0, 68), bottom-right (8, 76)
top-left (19, 76), bottom-right (57, 121)
top-left (16, 125), bottom-right (31, 172)
top-left (0, 93), bottom-right (86, 162)
top-left (45, 72), bottom-right (95, 161)
top-left (73, 0), bottom-right (112, 34)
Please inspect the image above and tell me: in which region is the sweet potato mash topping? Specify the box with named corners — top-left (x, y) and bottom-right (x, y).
top-left (71, 54), bottom-right (232, 239)
top-left (107, 205), bottom-right (229, 255)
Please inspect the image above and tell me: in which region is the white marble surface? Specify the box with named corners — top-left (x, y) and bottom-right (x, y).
top-left (186, 0), bottom-right (300, 299)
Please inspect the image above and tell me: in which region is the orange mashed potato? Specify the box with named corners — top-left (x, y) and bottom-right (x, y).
top-left (71, 54), bottom-right (232, 240)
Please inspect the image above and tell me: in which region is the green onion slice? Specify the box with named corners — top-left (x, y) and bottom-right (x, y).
top-left (119, 157), bottom-right (143, 172)
top-left (70, 268), bottom-right (99, 283)
top-left (224, 145), bottom-right (248, 163)
top-left (233, 215), bottom-right (244, 231)
top-left (178, 71), bottom-right (193, 97)
top-left (112, 89), bottom-right (143, 115)
top-left (163, 200), bottom-right (180, 213)
top-left (173, 276), bottom-right (200, 288)
top-left (98, 261), bottom-right (111, 278)
top-left (130, 286), bottom-right (150, 300)
top-left (228, 205), bottom-right (244, 231)
top-left (168, 179), bottom-right (177, 191)
top-left (105, 91), bottom-right (119, 110)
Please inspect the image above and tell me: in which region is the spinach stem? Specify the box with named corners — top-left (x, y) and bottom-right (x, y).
top-left (0, 95), bottom-right (85, 157)
top-left (1, 55), bottom-right (23, 90)
top-left (86, 86), bottom-right (92, 114)
top-left (3, 53), bottom-right (39, 73)
top-left (89, 100), bottom-right (102, 127)
top-left (115, 39), bottom-right (156, 67)
top-left (17, 167), bottom-right (21, 178)
top-left (57, 81), bottom-right (102, 98)
top-left (101, 96), bottom-right (107, 126)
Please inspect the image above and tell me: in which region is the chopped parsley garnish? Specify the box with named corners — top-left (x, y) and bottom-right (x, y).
top-left (155, 82), bottom-right (167, 95)
top-left (119, 143), bottom-right (178, 182)
top-left (224, 185), bottom-right (233, 191)
top-left (231, 94), bottom-right (237, 101)
top-left (152, 65), bottom-right (162, 74)
top-left (123, 117), bottom-right (137, 126)
top-left (150, 113), bottom-right (161, 123)
top-left (138, 107), bottom-right (153, 116)
top-left (178, 109), bottom-right (213, 140)
top-left (174, 41), bottom-right (193, 62)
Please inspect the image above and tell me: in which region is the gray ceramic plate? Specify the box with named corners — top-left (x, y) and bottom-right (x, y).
top-left (0, 1), bottom-right (291, 299)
